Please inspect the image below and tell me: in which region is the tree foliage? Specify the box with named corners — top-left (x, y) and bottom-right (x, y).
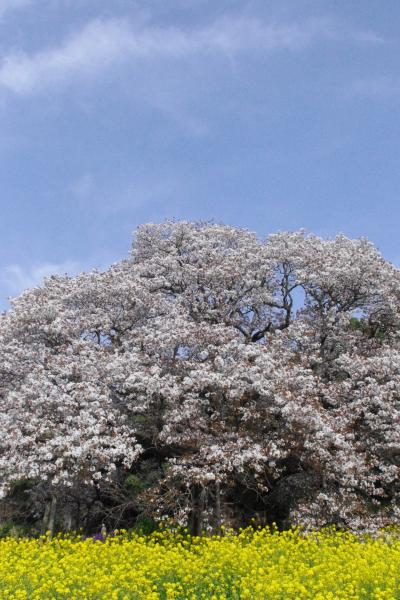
top-left (1, 221), bottom-right (400, 533)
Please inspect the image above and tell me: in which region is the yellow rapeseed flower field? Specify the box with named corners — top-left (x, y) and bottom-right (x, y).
top-left (1, 527), bottom-right (400, 599)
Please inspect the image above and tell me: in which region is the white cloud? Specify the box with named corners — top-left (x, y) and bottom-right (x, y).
top-left (1, 260), bottom-right (85, 297)
top-left (0, 19), bottom-right (132, 94)
top-left (0, 15), bottom-right (385, 95)
top-left (0, 0), bottom-right (31, 18)
top-left (69, 172), bottom-right (94, 199)
top-left (351, 78), bottom-right (400, 98)
top-left (104, 175), bottom-right (182, 215)
top-left (350, 30), bottom-right (387, 45)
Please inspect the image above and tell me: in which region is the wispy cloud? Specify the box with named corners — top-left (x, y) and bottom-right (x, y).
top-left (69, 172), bottom-right (95, 199)
top-left (351, 77), bottom-right (400, 98)
top-left (67, 170), bottom-right (183, 216)
top-left (0, 0), bottom-right (31, 19)
top-left (0, 15), bottom-right (386, 95)
top-left (1, 260), bottom-right (85, 298)
top-left (350, 30), bottom-right (387, 45)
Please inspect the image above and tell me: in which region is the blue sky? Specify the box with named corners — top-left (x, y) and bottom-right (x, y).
top-left (1, 0), bottom-right (400, 309)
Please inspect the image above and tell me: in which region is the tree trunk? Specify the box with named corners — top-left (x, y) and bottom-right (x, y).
top-left (76, 499), bottom-right (81, 531)
top-left (189, 483), bottom-right (205, 536)
top-left (64, 504), bottom-right (73, 531)
top-left (214, 481), bottom-right (222, 533)
top-left (48, 495), bottom-right (57, 538)
top-left (42, 500), bottom-right (51, 534)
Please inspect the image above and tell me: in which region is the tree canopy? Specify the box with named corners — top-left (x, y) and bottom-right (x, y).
top-left (1, 221), bottom-right (400, 533)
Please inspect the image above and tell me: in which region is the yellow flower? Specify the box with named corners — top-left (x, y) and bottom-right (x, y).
top-left (0, 526), bottom-right (400, 598)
